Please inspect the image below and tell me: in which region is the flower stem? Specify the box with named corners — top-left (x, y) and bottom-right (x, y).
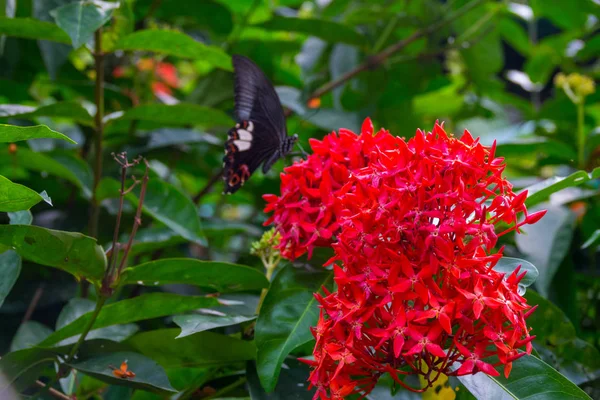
top-left (66, 294), bottom-right (107, 362)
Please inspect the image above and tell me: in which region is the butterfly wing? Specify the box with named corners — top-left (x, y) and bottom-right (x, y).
top-left (223, 55), bottom-right (288, 194)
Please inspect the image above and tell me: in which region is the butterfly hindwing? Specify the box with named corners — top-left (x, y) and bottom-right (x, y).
top-left (223, 55), bottom-right (292, 194)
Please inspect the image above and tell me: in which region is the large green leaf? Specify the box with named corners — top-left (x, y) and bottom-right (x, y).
top-left (39, 293), bottom-right (219, 347)
top-left (96, 177), bottom-right (205, 245)
top-left (0, 347), bottom-right (57, 392)
top-left (524, 167), bottom-right (600, 207)
top-left (530, 0), bottom-right (592, 29)
top-left (120, 258), bottom-right (269, 292)
top-left (174, 314), bottom-right (256, 338)
top-left (10, 321), bottom-right (53, 352)
top-left (516, 204), bottom-right (576, 298)
top-left (257, 16), bottom-right (368, 47)
top-left (50, 0), bottom-right (119, 48)
top-left (68, 351), bottom-right (176, 393)
top-left (0, 102), bottom-right (92, 125)
top-left (0, 148), bottom-right (91, 195)
top-left (55, 298), bottom-right (138, 346)
top-left (114, 30), bottom-right (232, 70)
top-left (0, 175), bottom-right (49, 212)
top-left (255, 264), bottom-right (333, 392)
top-left (456, 354), bottom-right (591, 399)
top-left (113, 103), bottom-right (233, 129)
top-left (0, 250), bottom-right (21, 308)
top-left (0, 225), bottom-right (106, 282)
top-left (526, 291), bottom-right (600, 385)
top-left (0, 123), bottom-right (76, 143)
top-left (0, 16), bottom-right (70, 43)
top-left (127, 329), bottom-right (256, 368)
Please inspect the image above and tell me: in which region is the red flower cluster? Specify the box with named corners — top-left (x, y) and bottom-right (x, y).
top-left (263, 119), bottom-right (545, 399)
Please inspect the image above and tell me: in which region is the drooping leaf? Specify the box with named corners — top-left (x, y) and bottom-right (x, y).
top-left (55, 298), bottom-right (138, 346)
top-left (68, 351), bottom-right (176, 393)
top-left (113, 103), bottom-right (233, 129)
top-left (257, 16), bottom-right (368, 47)
top-left (114, 29), bottom-right (232, 70)
top-left (127, 329), bottom-right (256, 368)
top-left (0, 123), bottom-right (76, 143)
top-left (10, 321), bottom-right (53, 352)
top-left (0, 16), bottom-right (70, 43)
top-left (524, 167), bottom-right (600, 207)
top-left (0, 225), bottom-right (106, 282)
top-left (39, 293), bottom-right (219, 347)
top-left (516, 204), bottom-right (576, 298)
top-left (0, 102), bottom-right (92, 125)
top-left (120, 258), bottom-right (269, 292)
top-left (50, 0), bottom-right (119, 48)
top-left (0, 175), bottom-right (49, 212)
top-left (0, 250), bottom-right (21, 308)
top-left (255, 264), bottom-right (333, 392)
top-left (0, 347), bottom-right (57, 392)
top-left (174, 314), bottom-right (256, 338)
top-left (96, 177), bottom-right (206, 245)
top-left (456, 354), bottom-right (592, 399)
top-left (493, 257), bottom-right (539, 288)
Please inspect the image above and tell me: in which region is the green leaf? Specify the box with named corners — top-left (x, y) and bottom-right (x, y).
top-left (68, 351), bottom-right (176, 393)
top-left (457, 354), bottom-right (592, 399)
top-left (0, 123), bottom-right (76, 143)
top-left (174, 314), bottom-right (256, 338)
top-left (530, 0), bottom-right (592, 29)
top-left (8, 210), bottom-right (33, 225)
top-left (255, 264), bottom-right (333, 392)
top-left (115, 226), bottom-right (185, 256)
top-left (0, 347), bottom-right (57, 392)
top-left (114, 29), bottom-right (232, 71)
top-left (524, 167), bottom-right (600, 207)
top-left (582, 229), bottom-right (600, 250)
top-left (0, 175), bottom-right (48, 212)
top-left (0, 250), bottom-right (20, 308)
top-left (120, 258), bottom-right (269, 292)
top-left (247, 359), bottom-right (314, 400)
top-left (516, 204), bottom-right (576, 298)
top-left (55, 298), bottom-right (138, 346)
top-left (525, 45), bottom-right (559, 85)
top-left (50, 0), bottom-right (119, 48)
top-left (127, 329), bottom-right (256, 368)
top-left (0, 16), bottom-right (70, 43)
top-left (498, 17), bottom-right (530, 55)
top-left (113, 103), bottom-right (233, 129)
top-left (10, 321), bottom-right (53, 352)
top-left (96, 177), bottom-right (206, 245)
top-left (39, 293), bottom-right (219, 347)
top-left (257, 16), bottom-right (368, 47)
top-left (0, 102), bottom-right (93, 125)
top-left (145, 0), bottom-right (233, 35)
top-left (493, 257), bottom-right (539, 288)
top-left (526, 290), bottom-right (600, 384)
top-left (0, 225), bottom-right (106, 282)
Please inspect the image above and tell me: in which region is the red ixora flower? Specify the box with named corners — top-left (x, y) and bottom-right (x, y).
top-left (264, 119), bottom-right (546, 399)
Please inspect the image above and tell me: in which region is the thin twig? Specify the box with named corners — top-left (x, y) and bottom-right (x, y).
top-left (193, 169), bottom-right (224, 204)
top-left (35, 380), bottom-right (71, 400)
top-left (116, 160), bottom-right (150, 276)
top-left (308, 0), bottom-right (485, 101)
top-left (89, 28), bottom-right (105, 238)
top-left (21, 284), bottom-right (44, 324)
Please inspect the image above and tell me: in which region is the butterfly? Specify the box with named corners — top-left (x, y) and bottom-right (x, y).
top-left (110, 360), bottom-right (136, 379)
top-left (223, 55), bottom-right (297, 194)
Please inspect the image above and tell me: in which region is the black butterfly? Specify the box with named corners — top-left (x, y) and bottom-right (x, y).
top-left (223, 55), bottom-right (297, 194)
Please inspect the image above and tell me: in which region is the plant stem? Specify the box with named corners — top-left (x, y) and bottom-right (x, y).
top-left (35, 380), bottom-right (71, 400)
top-left (577, 99), bottom-right (586, 169)
top-left (89, 28), bottom-right (105, 238)
top-left (66, 294), bottom-right (107, 362)
top-left (308, 0), bottom-right (485, 101)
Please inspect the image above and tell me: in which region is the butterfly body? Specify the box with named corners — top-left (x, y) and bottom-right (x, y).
top-left (223, 55), bottom-right (297, 194)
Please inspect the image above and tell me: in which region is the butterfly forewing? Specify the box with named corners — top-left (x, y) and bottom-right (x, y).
top-left (223, 55), bottom-right (292, 194)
